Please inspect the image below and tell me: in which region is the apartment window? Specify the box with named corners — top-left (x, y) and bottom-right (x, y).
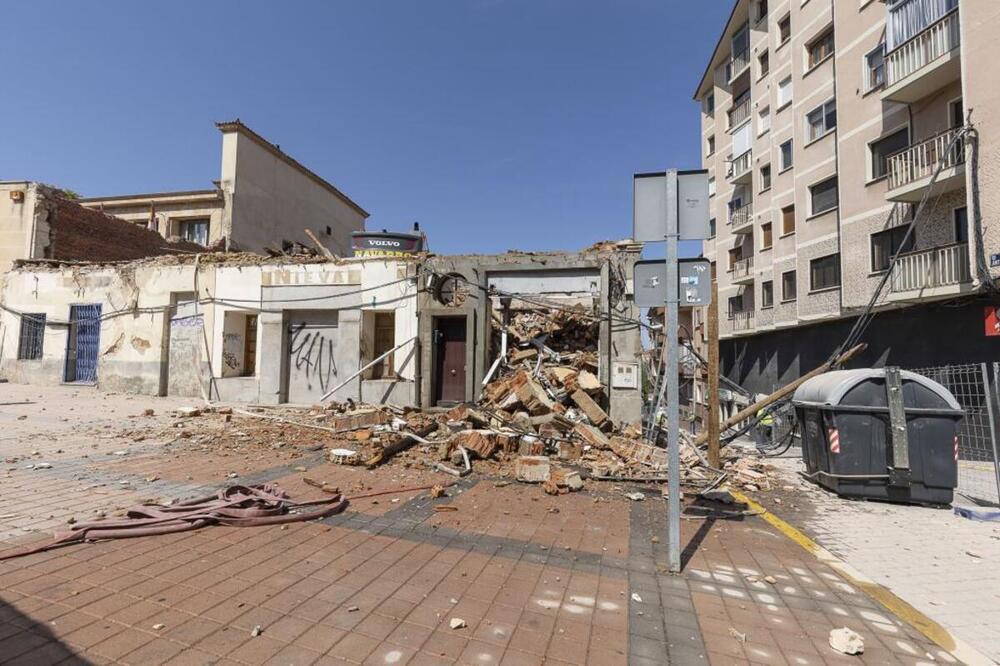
top-left (758, 50), bottom-right (770, 78)
top-left (761, 280), bottom-right (774, 308)
top-left (781, 270), bottom-right (797, 301)
top-left (707, 135), bottom-right (716, 156)
top-left (728, 246), bottom-right (743, 268)
top-left (779, 139), bottom-right (793, 170)
top-left (950, 98), bottom-right (964, 128)
top-left (760, 164), bottom-right (772, 191)
top-left (805, 100), bottom-right (837, 143)
top-left (754, 0), bottom-right (768, 24)
top-left (809, 177), bottom-right (838, 215)
top-left (781, 204), bottom-right (796, 235)
top-left (869, 127), bottom-right (909, 180)
top-left (705, 92), bottom-right (715, 115)
top-left (727, 295), bottom-right (744, 318)
top-left (17, 314), bottom-right (45, 360)
top-left (761, 222), bottom-right (773, 249)
top-left (709, 217), bottom-right (717, 238)
top-left (871, 225), bottom-right (914, 272)
top-left (758, 106), bottom-right (771, 135)
top-left (865, 43), bottom-right (886, 91)
top-left (810, 254), bottom-right (841, 291)
top-left (807, 29), bottom-right (834, 69)
top-left (178, 219), bottom-right (209, 246)
top-left (777, 76), bottom-right (792, 108)
top-left (778, 14), bottom-right (791, 46)
top-left (708, 177), bottom-right (716, 197)
top-left (954, 206), bottom-right (968, 244)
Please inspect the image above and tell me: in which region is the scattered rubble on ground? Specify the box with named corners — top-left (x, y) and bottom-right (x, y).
top-left (57, 304), bottom-right (777, 499)
top-left (829, 627), bottom-right (865, 655)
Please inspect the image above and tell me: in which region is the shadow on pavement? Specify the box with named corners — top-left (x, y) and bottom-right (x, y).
top-left (0, 596), bottom-right (91, 665)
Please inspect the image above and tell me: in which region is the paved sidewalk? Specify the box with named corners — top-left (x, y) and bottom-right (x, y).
top-left (0, 385), bottom-right (962, 665)
top-left (770, 455), bottom-right (1000, 663)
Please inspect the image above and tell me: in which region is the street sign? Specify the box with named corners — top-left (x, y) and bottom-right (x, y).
top-left (632, 170), bottom-right (710, 242)
top-left (633, 258), bottom-right (712, 307)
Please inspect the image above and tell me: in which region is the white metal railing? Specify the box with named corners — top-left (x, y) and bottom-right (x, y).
top-left (729, 256), bottom-right (754, 281)
top-left (731, 310), bottom-right (755, 331)
top-left (727, 150), bottom-right (752, 181)
top-left (885, 8), bottom-right (960, 87)
top-left (729, 202), bottom-right (753, 229)
top-left (728, 96), bottom-right (752, 130)
top-left (886, 127), bottom-right (965, 190)
top-left (728, 48), bottom-right (750, 82)
top-left (890, 243), bottom-right (970, 293)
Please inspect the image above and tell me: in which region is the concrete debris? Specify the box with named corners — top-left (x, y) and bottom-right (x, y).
top-left (624, 492), bottom-right (645, 501)
top-left (449, 618), bottom-right (467, 630)
top-left (828, 627), bottom-right (864, 655)
top-left (728, 627), bottom-right (747, 643)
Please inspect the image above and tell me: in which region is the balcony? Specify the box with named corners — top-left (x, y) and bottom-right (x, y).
top-left (889, 243), bottom-right (972, 298)
top-left (727, 48), bottom-right (751, 83)
top-left (730, 310), bottom-right (755, 333)
top-left (885, 127), bottom-right (965, 202)
top-left (729, 256), bottom-right (754, 285)
top-left (727, 96), bottom-right (752, 132)
top-left (882, 5), bottom-right (960, 103)
top-left (726, 150), bottom-right (752, 184)
top-left (728, 202), bottom-right (753, 234)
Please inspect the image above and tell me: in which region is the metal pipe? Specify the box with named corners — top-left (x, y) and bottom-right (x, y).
top-left (321, 336), bottom-right (417, 401)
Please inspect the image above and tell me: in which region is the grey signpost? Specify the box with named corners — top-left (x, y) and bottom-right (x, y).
top-left (633, 169), bottom-right (709, 573)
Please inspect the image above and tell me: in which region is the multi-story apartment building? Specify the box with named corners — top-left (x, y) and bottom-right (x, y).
top-left (696, 0), bottom-right (1000, 394)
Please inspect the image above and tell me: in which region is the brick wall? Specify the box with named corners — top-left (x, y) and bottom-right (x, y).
top-left (43, 191), bottom-right (203, 261)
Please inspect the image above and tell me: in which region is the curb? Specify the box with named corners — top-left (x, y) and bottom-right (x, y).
top-left (729, 490), bottom-right (996, 666)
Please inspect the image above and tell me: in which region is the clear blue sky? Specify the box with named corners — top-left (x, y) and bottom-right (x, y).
top-left (0, 1), bottom-right (730, 256)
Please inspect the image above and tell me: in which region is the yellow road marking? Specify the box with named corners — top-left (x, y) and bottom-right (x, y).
top-left (730, 490), bottom-right (995, 666)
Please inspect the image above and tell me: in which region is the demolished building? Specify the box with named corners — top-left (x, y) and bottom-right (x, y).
top-left (0, 241), bottom-right (646, 426)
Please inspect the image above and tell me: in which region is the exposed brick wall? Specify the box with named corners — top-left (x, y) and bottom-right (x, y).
top-left (43, 192), bottom-right (203, 261)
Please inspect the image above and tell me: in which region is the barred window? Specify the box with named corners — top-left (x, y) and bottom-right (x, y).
top-left (17, 314), bottom-right (46, 360)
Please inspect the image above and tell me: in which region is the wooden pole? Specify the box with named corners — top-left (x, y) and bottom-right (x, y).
top-left (304, 229), bottom-right (337, 262)
top-left (707, 276), bottom-right (721, 468)
top-left (691, 342), bottom-right (867, 447)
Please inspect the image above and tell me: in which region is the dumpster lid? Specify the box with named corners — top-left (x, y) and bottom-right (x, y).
top-left (792, 368), bottom-right (962, 410)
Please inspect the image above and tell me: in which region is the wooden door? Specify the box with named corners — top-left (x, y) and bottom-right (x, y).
top-left (434, 318), bottom-right (466, 405)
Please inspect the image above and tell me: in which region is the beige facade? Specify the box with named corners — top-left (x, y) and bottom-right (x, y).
top-left (0, 183), bottom-right (47, 274)
top-left (78, 121), bottom-right (368, 256)
top-left (696, 0), bottom-right (992, 344)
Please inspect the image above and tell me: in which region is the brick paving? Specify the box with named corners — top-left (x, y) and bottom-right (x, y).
top-left (0, 385), bottom-right (962, 664)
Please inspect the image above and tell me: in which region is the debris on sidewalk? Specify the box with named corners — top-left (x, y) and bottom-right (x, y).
top-left (829, 627), bottom-right (865, 655)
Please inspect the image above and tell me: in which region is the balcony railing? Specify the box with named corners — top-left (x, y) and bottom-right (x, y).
top-left (729, 256), bottom-right (754, 281)
top-left (729, 202), bottom-right (753, 230)
top-left (890, 243), bottom-right (970, 293)
top-left (728, 96), bottom-right (752, 130)
top-left (727, 150), bottom-right (752, 181)
top-left (886, 127), bottom-right (965, 190)
top-left (731, 310), bottom-right (755, 332)
top-left (885, 7), bottom-right (960, 87)
top-left (727, 48), bottom-right (751, 82)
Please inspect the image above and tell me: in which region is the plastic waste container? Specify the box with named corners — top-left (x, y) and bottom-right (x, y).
top-left (792, 367), bottom-right (964, 506)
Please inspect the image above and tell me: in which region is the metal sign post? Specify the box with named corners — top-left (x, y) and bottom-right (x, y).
top-left (663, 170), bottom-right (682, 573)
top-left (633, 168), bottom-right (709, 574)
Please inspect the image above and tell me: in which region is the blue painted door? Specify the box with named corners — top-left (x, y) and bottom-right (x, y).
top-left (66, 304), bottom-right (101, 383)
